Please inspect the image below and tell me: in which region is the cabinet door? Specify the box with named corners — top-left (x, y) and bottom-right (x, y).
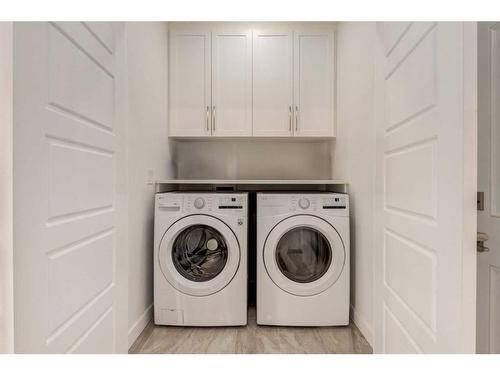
top-left (253, 29), bottom-right (294, 136)
top-left (212, 29), bottom-right (252, 136)
top-left (169, 29), bottom-right (211, 137)
top-left (293, 29), bottom-right (335, 137)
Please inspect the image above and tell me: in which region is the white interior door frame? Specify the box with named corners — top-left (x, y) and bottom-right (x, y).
top-left (477, 21), bottom-right (500, 354)
top-left (0, 21), bottom-right (14, 354)
top-left (373, 22), bottom-right (477, 353)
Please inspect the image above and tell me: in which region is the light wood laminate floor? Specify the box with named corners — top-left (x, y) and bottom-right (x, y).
top-left (129, 308), bottom-right (372, 354)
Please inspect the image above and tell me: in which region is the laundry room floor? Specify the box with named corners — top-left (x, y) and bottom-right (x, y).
top-left (129, 308), bottom-right (372, 354)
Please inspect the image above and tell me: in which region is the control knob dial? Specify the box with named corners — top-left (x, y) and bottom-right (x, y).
top-left (298, 197), bottom-right (310, 209)
top-left (193, 197), bottom-right (205, 209)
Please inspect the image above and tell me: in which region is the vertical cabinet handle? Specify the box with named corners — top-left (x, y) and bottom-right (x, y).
top-left (212, 106), bottom-right (216, 132)
top-left (289, 106), bottom-right (292, 132)
top-left (295, 105), bottom-right (299, 132)
top-left (206, 106), bottom-right (210, 133)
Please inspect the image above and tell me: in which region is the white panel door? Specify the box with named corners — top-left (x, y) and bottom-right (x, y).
top-left (169, 29), bottom-right (211, 137)
top-left (477, 21), bottom-right (500, 354)
top-left (212, 29), bottom-right (252, 137)
top-left (13, 22), bottom-right (127, 353)
top-left (253, 29), bottom-right (293, 137)
top-left (374, 22), bottom-right (477, 353)
top-left (293, 29), bottom-right (335, 137)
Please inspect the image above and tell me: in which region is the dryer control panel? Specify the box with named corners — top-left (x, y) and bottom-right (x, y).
top-left (321, 195), bottom-right (347, 209)
top-left (258, 193), bottom-right (349, 217)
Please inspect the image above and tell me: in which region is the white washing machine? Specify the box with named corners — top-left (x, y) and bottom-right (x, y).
top-left (257, 192), bottom-right (349, 326)
top-left (154, 192), bottom-right (248, 326)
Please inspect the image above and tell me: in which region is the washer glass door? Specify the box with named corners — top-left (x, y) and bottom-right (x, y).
top-left (159, 215), bottom-right (240, 296)
top-left (172, 224), bottom-right (228, 282)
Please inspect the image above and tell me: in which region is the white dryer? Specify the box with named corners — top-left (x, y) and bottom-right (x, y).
top-left (257, 193), bottom-right (349, 326)
top-left (154, 192), bottom-right (248, 326)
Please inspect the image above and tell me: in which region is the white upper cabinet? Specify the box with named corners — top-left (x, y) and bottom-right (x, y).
top-left (252, 29), bottom-right (294, 137)
top-left (169, 29), bottom-right (211, 137)
top-left (293, 29), bottom-right (335, 137)
top-left (168, 24), bottom-right (336, 138)
top-left (212, 29), bottom-right (252, 136)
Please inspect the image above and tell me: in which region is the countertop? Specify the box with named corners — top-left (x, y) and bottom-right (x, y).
top-left (155, 179), bottom-right (348, 185)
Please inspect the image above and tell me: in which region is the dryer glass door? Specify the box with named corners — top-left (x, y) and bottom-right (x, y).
top-left (263, 215), bottom-right (345, 296)
top-left (275, 227), bottom-right (332, 283)
top-left (172, 224), bottom-right (228, 282)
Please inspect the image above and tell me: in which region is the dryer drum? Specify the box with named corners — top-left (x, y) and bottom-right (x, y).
top-left (172, 224), bottom-right (229, 282)
top-left (275, 226), bottom-right (332, 283)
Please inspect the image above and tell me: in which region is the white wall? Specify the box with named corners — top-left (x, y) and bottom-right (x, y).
top-left (0, 22), bottom-right (14, 354)
top-left (115, 23), bottom-right (132, 353)
top-left (176, 141), bottom-right (332, 179)
top-left (126, 22), bottom-right (175, 347)
top-left (334, 22), bottom-right (376, 344)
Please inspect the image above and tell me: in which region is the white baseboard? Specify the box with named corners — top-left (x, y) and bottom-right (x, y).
top-left (350, 304), bottom-right (373, 347)
top-left (128, 304), bottom-right (153, 348)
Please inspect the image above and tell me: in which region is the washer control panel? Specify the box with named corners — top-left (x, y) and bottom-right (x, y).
top-left (157, 194), bottom-right (182, 210)
top-left (185, 195), bottom-right (214, 212)
top-left (157, 193), bottom-right (247, 214)
top-left (217, 195), bottom-right (245, 210)
top-left (193, 197), bottom-right (205, 209)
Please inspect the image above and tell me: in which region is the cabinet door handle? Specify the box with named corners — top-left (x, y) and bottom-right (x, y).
top-left (295, 105), bottom-right (299, 132)
top-left (212, 106), bottom-right (216, 132)
top-left (206, 106), bottom-right (210, 133)
top-left (289, 106), bottom-right (292, 132)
